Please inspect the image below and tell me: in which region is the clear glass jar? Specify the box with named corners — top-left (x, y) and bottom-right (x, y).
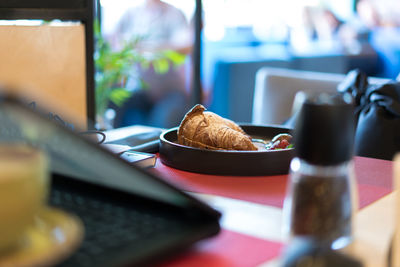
top-left (283, 157), bottom-right (358, 249)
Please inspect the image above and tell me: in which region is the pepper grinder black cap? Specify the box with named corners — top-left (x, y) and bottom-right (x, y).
top-left (293, 92), bottom-right (355, 165)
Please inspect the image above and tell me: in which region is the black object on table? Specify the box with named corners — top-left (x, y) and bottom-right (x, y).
top-left (105, 130), bottom-right (162, 153)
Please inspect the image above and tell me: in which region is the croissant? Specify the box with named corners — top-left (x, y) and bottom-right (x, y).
top-left (177, 104), bottom-right (257, 151)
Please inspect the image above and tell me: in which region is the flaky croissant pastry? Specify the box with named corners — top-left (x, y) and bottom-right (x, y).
top-left (177, 104), bottom-right (257, 151)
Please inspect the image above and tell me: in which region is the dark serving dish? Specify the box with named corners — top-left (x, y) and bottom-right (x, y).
top-left (159, 124), bottom-right (295, 176)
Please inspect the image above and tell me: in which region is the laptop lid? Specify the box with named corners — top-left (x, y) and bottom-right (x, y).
top-left (0, 93), bottom-right (220, 214)
top-left (0, 93), bottom-right (221, 266)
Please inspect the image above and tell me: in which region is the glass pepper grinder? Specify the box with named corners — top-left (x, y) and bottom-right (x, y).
top-left (283, 92), bottom-right (358, 250)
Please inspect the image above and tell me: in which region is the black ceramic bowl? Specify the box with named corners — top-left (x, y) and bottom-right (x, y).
top-left (159, 124), bottom-right (295, 176)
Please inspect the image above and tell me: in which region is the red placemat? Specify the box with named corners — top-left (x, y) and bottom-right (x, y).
top-left (160, 229), bottom-right (283, 267)
top-left (152, 156), bottom-right (393, 209)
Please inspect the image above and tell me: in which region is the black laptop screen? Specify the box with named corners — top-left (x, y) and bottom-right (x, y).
top-left (0, 98), bottom-right (191, 208)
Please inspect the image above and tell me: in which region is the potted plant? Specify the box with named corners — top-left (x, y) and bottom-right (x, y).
top-left (94, 23), bottom-right (186, 129)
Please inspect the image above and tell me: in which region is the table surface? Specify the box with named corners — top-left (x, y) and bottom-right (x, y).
top-left (104, 125), bottom-right (397, 267)
top-left (149, 155), bottom-right (395, 267)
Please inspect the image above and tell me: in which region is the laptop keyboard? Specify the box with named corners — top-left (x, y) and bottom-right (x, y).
top-left (49, 187), bottom-right (186, 267)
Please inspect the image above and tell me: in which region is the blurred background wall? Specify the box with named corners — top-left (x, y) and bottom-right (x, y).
top-left (99, 0), bottom-right (400, 127)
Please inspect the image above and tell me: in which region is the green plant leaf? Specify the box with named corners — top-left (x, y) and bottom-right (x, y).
top-left (94, 20), bottom-right (188, 118)
top-left (140, 80), bottom-right (149, 90)
top-left (152, 58), bottom-right (170, 74)
top-left (109, 88), bottom-right (132, 107)
top-left (163, 50), bottom-right (186, 66)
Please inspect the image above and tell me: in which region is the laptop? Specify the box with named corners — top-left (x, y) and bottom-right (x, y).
top-left (0, 94), bottom-right (221, 267)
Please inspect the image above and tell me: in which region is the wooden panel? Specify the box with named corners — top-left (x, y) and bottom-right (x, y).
top-left (0, 24), bottom-right (87, 128)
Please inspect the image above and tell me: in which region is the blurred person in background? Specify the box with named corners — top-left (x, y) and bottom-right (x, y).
top-left (368, 0), bottom-right (400, 79)
top-left (338, 0), bottom-right (381, 47)
top-left (338, 0), bottom-right (400, 78)
top-left (314, 8), bottom-right (344, 42)
top-left (336, 0), bottom-right (400, 78)
top-left (290, 6), bottom-right (343, 50)
top-left (289, 6), bottom-right (318, 49)
top-left (110, 0), bottom-right (193, 128)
